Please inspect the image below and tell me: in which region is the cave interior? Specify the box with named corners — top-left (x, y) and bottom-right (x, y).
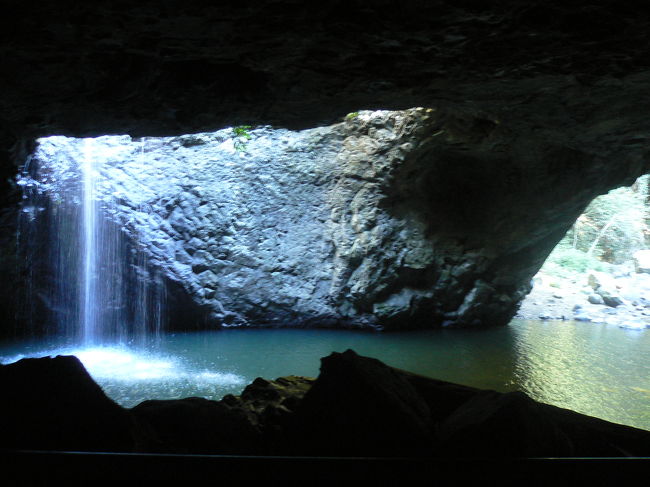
top-left (1, 0), bottom-right (649, 483)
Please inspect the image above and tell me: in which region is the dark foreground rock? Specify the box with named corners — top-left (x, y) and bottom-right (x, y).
top-left (288, 351), bottom-right (433, 456)
top-left (132, 375), bottom-right (315, 454)
top-left (0, 355), bottom-right (133, 452)
top-left (1, 352), bottom-right (648, 458)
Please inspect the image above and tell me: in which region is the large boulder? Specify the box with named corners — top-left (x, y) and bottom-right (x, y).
top-left (436, 390), bottom-right (575, 457)
top-left (288, 350), bottom-right (433, 456)
top-left (0, 355), bottom-right (133, 451)
top-left (588, 271), bottom-right (625, 307)
top-left (131, 375), bottom-right (314, 454)
top-left (132, 397), bottom-right (262, 454)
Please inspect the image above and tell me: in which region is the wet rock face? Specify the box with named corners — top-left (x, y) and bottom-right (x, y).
top-left (2, 1), bottom-right (650, 330)
top-left (30, 124), bottom-right (349, 328)
top-left (30, 110), bottom-right (496, 329)
top-left (19, 99), bottom-right (650, 329)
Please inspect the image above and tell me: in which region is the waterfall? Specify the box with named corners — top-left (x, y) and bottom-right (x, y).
top-left (19, 136), bottom-right (166, 345)
top-left (81, 139), bottom-right (98, 343)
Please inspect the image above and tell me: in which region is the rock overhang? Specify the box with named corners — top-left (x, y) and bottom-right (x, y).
top-left (2, 1), bottom-right (650, 331)
top-left (1, 1), bottom-right (650, 139)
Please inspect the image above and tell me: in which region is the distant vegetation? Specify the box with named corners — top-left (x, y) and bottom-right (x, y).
top-left (543, 175), bottom-right (649, 277)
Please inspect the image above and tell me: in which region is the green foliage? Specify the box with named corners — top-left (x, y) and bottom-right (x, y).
top-left (345, 112), bottom-right (359, 120)
top-left (541, 175), bottom-right (649, 278)
top-left (232, 125), bottom-right (253, 152)
top-left (233, 125), bottom-right (252, 139)
top-left (561, 175), bottom-right (649, 264)
top-left (542, 246), bottom-right (611, 279)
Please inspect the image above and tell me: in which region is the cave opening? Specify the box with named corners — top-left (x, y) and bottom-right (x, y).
top-left (1, 0), bottom-right (650, 470)
top-left (0, 114), bottom-right (647, 431)
top-left (519, 175), bottom-right (650, 329)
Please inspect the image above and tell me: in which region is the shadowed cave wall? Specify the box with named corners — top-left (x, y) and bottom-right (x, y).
top-left (1, 0), bottom-right (650, 333)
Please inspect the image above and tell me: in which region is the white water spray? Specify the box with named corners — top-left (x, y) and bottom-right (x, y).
top-left (81, 139), bottom-right (99, 344)
top-left (12, 135), bottom-right (246, 408)
top-left (20, 135), bottom-right (167, 345)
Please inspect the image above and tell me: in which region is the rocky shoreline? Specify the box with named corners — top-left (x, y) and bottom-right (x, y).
top-left (516, 261), bottom-right (650, 330)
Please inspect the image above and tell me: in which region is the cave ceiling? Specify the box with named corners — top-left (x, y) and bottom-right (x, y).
top-left (2, 0), bottom-right (650, 141)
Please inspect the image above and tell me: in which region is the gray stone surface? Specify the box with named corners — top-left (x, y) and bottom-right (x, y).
top-left (25, 102), bottom-right (650, 330)
top-left (517, 269), bottom-right (650, 329)
top-left (31, 112), bottom-right (466, 329)
top-left (32, 125), bottom-right (344, 328)
top-left (23, 109), bottom-right (533, 329)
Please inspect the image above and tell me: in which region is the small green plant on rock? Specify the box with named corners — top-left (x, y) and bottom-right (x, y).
top-left (232, 125), bottom-right (252, 152)
top-left (345, 112), bottom-right (359, 120)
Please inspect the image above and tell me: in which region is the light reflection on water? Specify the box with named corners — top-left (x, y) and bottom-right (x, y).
top-left (511, 320), bottom-right (650, 430)
top-left (0, 344), bottom-right (246, 408)
top-left (0, 320), bottom-right (648, 430)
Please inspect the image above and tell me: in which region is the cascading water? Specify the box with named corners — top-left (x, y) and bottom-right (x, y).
top-left (81, 139), bottom-right (98, 343)
top-left (7, 135), bottom-right (246, 406)
top-left (18, 136), bottom-right (166, 345)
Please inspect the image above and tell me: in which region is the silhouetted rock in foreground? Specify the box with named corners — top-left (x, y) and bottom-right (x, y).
top-left (0, 355), bottom-right (133, 452)
top-left (1, 352), bottom-right (648, 457)
top-left (132, 375), bottom-right (314, 454)
top-left (288, 350), bottom-right (433, 456)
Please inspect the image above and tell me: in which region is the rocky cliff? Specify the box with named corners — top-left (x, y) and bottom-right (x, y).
top-left (30, 109), bottom-right (525, 329)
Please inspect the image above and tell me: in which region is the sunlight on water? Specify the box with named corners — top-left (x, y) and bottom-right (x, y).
top-left (1, 345), bottom-right (245, 408)
top-left (74, 347), bottom-right (175, 380)
top-left (509, 321), bottom-right (650, 429)
top-left (1, 321), bottom-right (648, 429)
